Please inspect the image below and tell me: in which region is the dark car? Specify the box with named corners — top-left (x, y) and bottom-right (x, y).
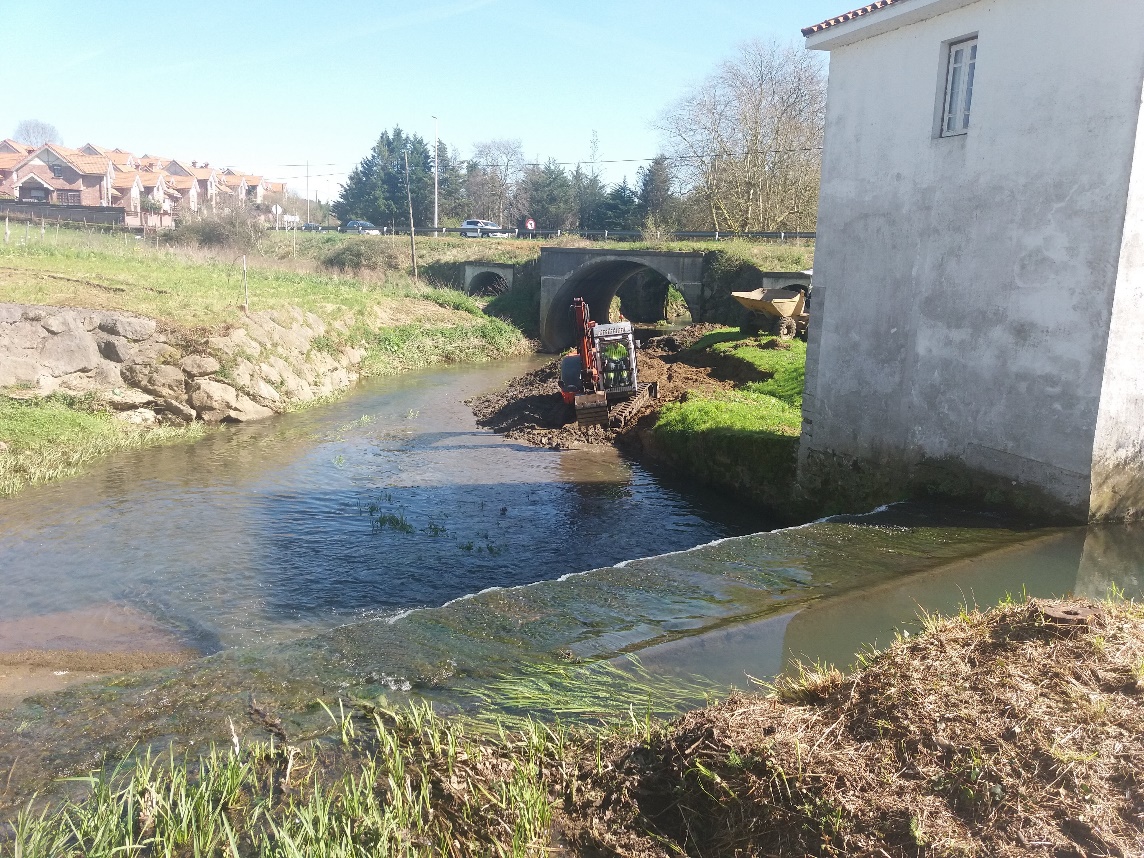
top-left (302, 222), bottom-right (323, 232)
top-left (340, 220), bottom-right (381, 235)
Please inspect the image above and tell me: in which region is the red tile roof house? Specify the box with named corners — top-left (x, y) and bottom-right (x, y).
top-left (219, 171), bottom-right (250, 204)
top-left (79, 144), bottom-right (137, 172)
top-left (0, 153), bottom-right (25, 199)
top-left (163, 174), bottom-right (199, 212)
top-left (111, 171), bottom-right (144, 223)
top-left (164, 161), bottom-right (226, 210)
top-left (221, 169), bottom-right (266, 205)
top-left (139, 171), bottom-right (179, 224)
top-left (7, 144), bottom-right (114, 206)
top-left (0, 139), bottom-right (35, 157)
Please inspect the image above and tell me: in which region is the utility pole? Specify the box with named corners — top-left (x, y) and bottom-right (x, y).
top-left (305, 160), bottom-right (310, 223)
top-left (404, 149), bottom-right (418, 281)
top-left (432, 116), bottom-right (439, 233)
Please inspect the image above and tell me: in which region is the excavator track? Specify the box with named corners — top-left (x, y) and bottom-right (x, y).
top-left (607, 382), bottom-right (657, 429)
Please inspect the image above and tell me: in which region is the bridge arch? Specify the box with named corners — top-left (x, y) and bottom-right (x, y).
top-left (538, 248), bottom-right (705, 351)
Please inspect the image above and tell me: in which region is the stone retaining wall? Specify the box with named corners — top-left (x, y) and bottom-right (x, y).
top-left (0, 303), bottom-right (365, 425)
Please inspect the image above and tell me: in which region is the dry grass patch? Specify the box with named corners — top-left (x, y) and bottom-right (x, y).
top-left (575, 598), bottom-right (1144, 857)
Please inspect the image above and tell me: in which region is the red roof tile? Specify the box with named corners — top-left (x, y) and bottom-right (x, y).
top-left (802, 0), bottom-right (912, 37)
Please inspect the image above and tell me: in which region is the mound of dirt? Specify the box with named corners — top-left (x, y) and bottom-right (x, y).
top-left (467, 324), bottom-right (740, 450)
top-left (566, 599), bottom-right (1144, 857)
top-left (466, 359), bottom-right (617, 449)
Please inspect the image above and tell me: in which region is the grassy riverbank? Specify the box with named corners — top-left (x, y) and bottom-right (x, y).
top-left (639, 328), bottom-right (808, 517)
top-left (7, 597), bottom-right (1140, 856)
top-left (0, 394), bottom-right (204, 496)
top-left (0, 230), bottom-right (533, 494)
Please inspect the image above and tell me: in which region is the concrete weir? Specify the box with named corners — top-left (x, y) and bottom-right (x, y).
top-left (539, 247), bottom-right (704, 351)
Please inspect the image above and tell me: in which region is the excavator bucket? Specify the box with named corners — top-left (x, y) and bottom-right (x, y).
top-left (574, 392), bottom-right (609, 427)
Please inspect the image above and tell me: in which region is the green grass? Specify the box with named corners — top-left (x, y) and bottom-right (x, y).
top-left (2, 657), bottom-right (715, 858)
top-left (648, 329), bottom-right (807, 512)
top-left (0, 394), bottom-right (204, 496)
top-left (690, 328), bottom-right (808, 409)
top-left (0, 229), bottom-right (497, 331)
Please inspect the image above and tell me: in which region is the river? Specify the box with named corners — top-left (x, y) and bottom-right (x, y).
top-left (0, 356), bottom-right (1142, 799)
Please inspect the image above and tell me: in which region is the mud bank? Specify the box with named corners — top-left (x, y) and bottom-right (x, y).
top-left (0, 605), bottom-right (198, 709)
top-left (468, 323), bottom-right (807, 517)
top-left (466, 323), bottom-right (739, 448)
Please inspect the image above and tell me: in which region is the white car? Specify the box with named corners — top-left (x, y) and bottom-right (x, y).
top-left (460, 219), bottom-right (512, 238)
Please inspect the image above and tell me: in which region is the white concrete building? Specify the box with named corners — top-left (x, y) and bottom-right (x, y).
top-left (800, 0), bottom-right (1144, 521)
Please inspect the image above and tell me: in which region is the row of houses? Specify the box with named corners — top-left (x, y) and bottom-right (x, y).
top-left (0, 139), bottom-right (286, 224)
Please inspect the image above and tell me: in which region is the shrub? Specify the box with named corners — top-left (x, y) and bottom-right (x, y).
top-left (169, 209), bottom-right (266, 251)
top-left (321, 239), bottom-right (406, 272)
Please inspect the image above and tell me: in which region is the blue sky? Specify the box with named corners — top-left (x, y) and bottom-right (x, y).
top-left (2, 0), bottom-right (847, 200)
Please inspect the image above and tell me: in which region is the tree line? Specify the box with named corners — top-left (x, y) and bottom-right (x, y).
top-left (333, 40), bottom-right (825, 234)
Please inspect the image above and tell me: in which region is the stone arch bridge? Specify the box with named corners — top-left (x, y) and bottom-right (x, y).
top-left (539, 247), bottom-right (705, 351)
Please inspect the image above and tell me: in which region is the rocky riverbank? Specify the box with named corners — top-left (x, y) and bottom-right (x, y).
top-left (0, 296), bottom-right (529, 494)
top-left (0, 302), bottom-right (364, 425)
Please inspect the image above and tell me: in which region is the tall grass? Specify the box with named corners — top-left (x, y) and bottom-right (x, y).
top-left (0, 394), bottom-right (203, 496)
top-left (3, 654), bottom-right (718, 858)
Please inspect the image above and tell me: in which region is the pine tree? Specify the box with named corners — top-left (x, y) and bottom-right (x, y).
top-left (636, 155), bottom-right (674, 221)
top-left (333, 127), bottom-right (436, 228)
top-left (518, 160), bottom-right (575, 230)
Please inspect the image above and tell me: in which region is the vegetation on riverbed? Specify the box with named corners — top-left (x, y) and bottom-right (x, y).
top-left (6, 597), bottom-right (1140, 856)
top-left (0, 393), bottom-right (204, 496)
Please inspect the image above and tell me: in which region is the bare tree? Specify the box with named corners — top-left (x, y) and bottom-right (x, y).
top-left (466, 139), bottom-right (525, 224)
top-left (13, 119), bottom-right (61, 147)
top-left (657, 40), bottom-right (826, 232)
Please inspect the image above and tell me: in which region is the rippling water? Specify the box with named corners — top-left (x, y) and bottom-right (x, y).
top-left (0, 357), bottom-right (768, 650)
top-left (2, 358), bottom-right (1143, 802)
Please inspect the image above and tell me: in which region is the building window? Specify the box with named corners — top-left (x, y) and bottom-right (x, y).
top-left (941, 38), bottom-right (977, 137)
top-left (57, 190), bottom-right (81, 205)
top-left (50, 164), bottom-right (64, 178)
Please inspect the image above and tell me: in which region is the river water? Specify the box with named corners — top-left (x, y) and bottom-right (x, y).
top-left (1, 357), bottom-right (1143, 796)
top-left (0, 357), bottom-right (765, 651)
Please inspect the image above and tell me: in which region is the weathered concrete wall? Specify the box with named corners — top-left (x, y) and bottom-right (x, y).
top-left (539, 248), bottom-right (704, 350)
top-left (801, 0), bottom-right (1144, 520)
top-left (1090, 76), bottom-right (1144, 521)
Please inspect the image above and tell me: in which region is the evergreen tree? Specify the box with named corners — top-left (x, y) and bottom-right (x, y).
top-left (333, 127), bottom-right (435, 228)
top-left (518, 159), bottom-right (575, 230)
top-left (598, 180), bottom-right (640, 231)
top-left (571, 164), bottom-right (605, 230)
top-left (636, 155), bottom-right (674, 221)
top-left (434, 142), bottom-right (468, 224)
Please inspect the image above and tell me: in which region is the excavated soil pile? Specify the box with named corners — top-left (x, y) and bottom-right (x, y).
top-left (561, 599), bottom-right (1144, 857)
top-left (467, 324), bottom-right (740, 450)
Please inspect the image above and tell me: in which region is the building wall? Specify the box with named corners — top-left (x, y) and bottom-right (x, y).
top-left (801, 0), bottom-right (1144, 518)
top-left (1090, 76), bottom-right (1144, 520)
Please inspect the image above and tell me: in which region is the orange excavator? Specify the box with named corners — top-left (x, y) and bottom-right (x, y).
top-left (557, 297), bottom-right (657, 428)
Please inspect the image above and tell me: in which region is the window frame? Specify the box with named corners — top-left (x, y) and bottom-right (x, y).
top-left (938, 36), bottom-right (978, 138)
